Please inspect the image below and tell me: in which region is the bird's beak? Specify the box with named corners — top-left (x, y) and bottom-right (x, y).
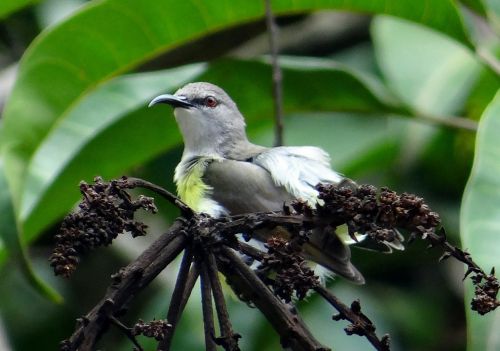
top-left (148, 94), bottom-right (194, 109)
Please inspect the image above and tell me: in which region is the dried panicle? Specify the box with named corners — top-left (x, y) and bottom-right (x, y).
top-left (314, 184), bottom-right (441, 247)
top-left (471, 272), bottom-right (500, 315)
top-left (131, 319), bottom-right (171, 341)
top-left (56, 176), bottom-right (498, 351)
top-left (49, 177), bottom-right (157, 278)
top-left (314, 183), bottom-right (499, 315)
top-left (259, 236), bottom-right (319, 302)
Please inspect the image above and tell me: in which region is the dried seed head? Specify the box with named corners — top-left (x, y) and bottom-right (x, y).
top-left (50, 177), bottom-right (157, 277)
top-left (259, 236), bottom-right (319, 302)
top-left (131, 319), bottom-right (171, 341)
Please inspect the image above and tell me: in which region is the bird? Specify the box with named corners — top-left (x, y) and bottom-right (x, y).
top-left (149, 82), bottom-right (386, 284)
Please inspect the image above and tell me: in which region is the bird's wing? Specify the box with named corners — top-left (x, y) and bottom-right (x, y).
top-left (253, 146), bottom-right (342, 205)
top-left (204, 154), bottom-right (365, 284)
top-left (253, 146), bottom-right (367, 283)
top-left (203, 158), bottom-right (294, 214)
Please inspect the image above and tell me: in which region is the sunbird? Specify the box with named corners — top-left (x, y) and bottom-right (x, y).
top-left (150, 82), bottom-right (401, 284)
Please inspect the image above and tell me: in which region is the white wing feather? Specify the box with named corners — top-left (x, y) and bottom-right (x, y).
top-left (254, 146), bottom-right (342, 205)
top-left (255, 146), bottom-right (368, 246)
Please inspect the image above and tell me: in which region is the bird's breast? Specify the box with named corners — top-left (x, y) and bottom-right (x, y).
top-left (174, 156), bottom-right (227, 217)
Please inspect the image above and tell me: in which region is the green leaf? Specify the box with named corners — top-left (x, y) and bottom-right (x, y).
top-left (372, 15), bottom-right (482, 116)
top-left (372, 15), bottom-right (483, 170)
top-left (465, 68), bottom-right (500, 120)
top-left (484, 0), bottom-right (500, 34)
top-left (0, 0), bottom-right (40, 20)
top-left (460, 90), bottom-right (500, 351)
top-left (0, 160), bottom-right (62, 303)
top-left (0, 0), bottom-right (471, 213)
top-left (459, 0), bottom-right (488, 16)
top-left (271, 0), bottom-right (471, 46)
top-left (20, 57), bottom-right (401, 240)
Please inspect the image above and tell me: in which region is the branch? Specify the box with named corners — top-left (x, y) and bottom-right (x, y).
top-left (109, 315), bottom-right (144, 351)
top-left (60, 221), bottom-right (187, 351)
top-left (157, 247), bottom-right (195, 351)
top-left (315, 286), bottom-right (390, 351)
top-left (419, 228), bottom-right (500, 315)
top-left (206, 251), bottom-right (241, 351)
top-left (124, 177), bottom-right (193, 217)
top-left (264, 0), bottom-right (284, 146)
top-left (402, 112), bottom-right (478, 132)
top-left (218, 246), bottom-right (329, 351)
top-left (199, 259), bottom-right (217, 351)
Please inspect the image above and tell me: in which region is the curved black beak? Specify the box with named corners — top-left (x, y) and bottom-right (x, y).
top-left (148, 94), bottom-right (194, 109)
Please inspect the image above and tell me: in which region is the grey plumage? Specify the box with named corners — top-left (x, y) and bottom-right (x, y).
top-left (150, 82), bottom-right (370, 284)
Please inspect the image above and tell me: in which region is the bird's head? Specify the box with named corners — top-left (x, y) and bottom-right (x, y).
top-left (149, 82), bottom-right (248, 157)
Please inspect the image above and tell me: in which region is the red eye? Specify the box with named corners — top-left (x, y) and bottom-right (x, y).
top-left (205, 96), bottom-right (218, 108)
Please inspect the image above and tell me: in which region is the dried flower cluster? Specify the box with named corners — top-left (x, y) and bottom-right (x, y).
top-left (132, 319), bottom-right (171, 341)
top-left (471, 270), bottom-right (500, 315)
top-left (314, 184), bottom-right (440, 244)
top-left (258, 236), bottom-right (319, 302)
top-left (49, 177), bottom-right (157, 277)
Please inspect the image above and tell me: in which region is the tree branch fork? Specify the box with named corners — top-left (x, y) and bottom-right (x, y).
top-left (51, 176), bottom-right (499, 351)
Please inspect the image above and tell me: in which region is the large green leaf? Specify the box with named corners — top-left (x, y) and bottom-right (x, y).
top-left (461, 90), bottom-right (500, 351)
top-left (20, 57), bottom-right (402, 241)
top-left (372, 15), bottom-right (482, 116)
top-left (0, 0), bottom-right (40, 20)
top-left (0, 160), bottom-right (62, 303)
top-left (0, 0), bottom-right (471, 212)
top-left (372, 15), bottom-right (482, 174)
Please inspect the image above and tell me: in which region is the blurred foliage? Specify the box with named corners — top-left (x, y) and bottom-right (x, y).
top-left (0, 0), bottom-right (499, 350)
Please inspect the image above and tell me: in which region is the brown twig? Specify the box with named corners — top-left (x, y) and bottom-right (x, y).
top-left (109, 315), bottom-right (144, 351)
top-left (218, 246), bottom-right (328, 351)
top-left (264, 0), bottom-right (284, 146)
top-left (199, 259), bottom-right (217, 351)
top-left (179, 264), bottom-right (201, 309)
top-left (206, 252), bottom-right (241, 351)
top-left (315, 286), bottom-right (390, 351)
top-left (158, 248), bottom-right (194, 351)
top-left (124, 177), bottom-right (193, 217)
top-left (60, 221), bottom-right (187, 351)
top-left (419, 229), bottom-right (500, 314)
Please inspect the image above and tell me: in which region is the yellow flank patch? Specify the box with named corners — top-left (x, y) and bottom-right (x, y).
top-left (176, 159), bottom-right (211, 212)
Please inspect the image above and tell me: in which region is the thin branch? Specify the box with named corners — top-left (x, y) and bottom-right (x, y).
top-left (314, 286), bottom-right (390, 351)
top-left (264, 0), bottom-right (284, 146)
top-left (401, 112), bottom-right (478, 132)
top-left (61, 221), bottom-right (188, 351)
top-left (124, 177), bottom-right (194, 217)
top-left (199, 259), bottom-right (217, 351)
top-left (158, 248), bottom-right (195, 351)
top-left (179, 264), bottom-right (201, 309)
top-left (417, 229), bottom-right (499, 314)
top-left (218, 246), bottom-right (329, 351)
top-left (476, 44), bottom-right (500, 77)
top-left (206, 252), bottom-right (241, 351)
top-left (109, 315), bottom-right (144, 351)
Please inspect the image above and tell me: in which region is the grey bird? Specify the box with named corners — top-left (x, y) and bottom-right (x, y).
top-left (150, 82), bottom-right (373, 283)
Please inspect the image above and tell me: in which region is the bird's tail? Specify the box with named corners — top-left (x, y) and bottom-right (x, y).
top-left (302, 227), bottom-right (365, 284)
top-left (254, 226), bottom-right (365, 284)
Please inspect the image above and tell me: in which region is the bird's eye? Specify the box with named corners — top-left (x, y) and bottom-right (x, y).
top-left (204, 96), bottom-right (218, 108)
